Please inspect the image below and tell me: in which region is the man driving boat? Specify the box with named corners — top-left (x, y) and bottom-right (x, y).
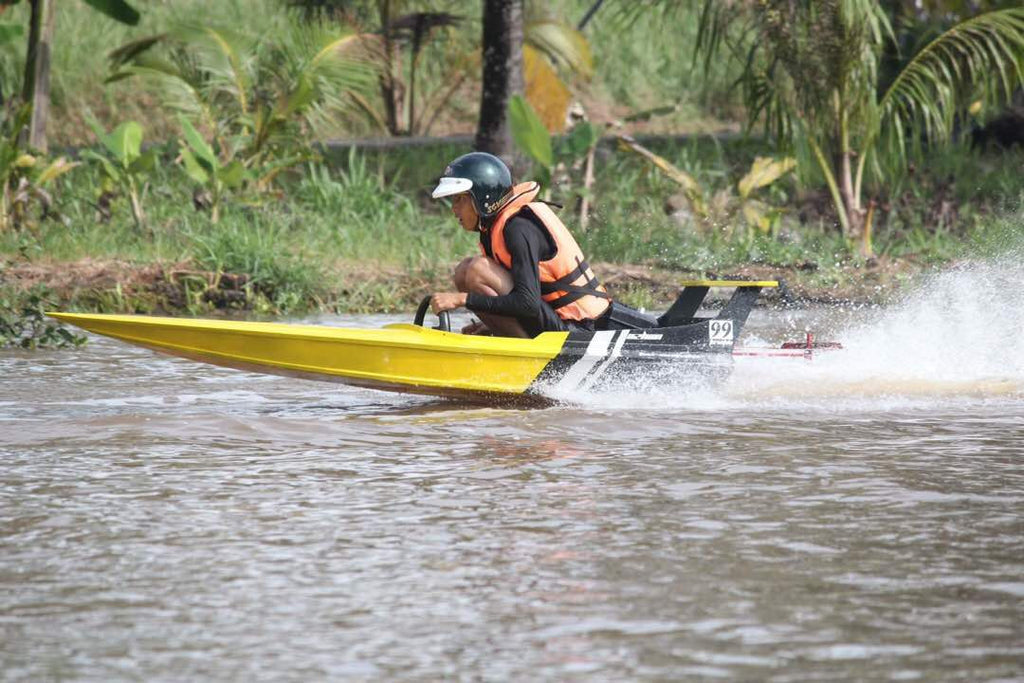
top-left (429, 152), bottom-right (611, 338)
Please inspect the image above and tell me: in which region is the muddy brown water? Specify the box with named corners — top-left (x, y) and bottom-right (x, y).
top-left (2, 278), bottom-right (1023, 681)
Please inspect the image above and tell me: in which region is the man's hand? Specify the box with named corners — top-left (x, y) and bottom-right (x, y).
top-left (430, 292), bottom-right (468, 314)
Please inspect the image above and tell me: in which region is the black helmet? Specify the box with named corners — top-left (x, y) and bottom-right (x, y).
top-left (431, 152), bottom-right (513, 217)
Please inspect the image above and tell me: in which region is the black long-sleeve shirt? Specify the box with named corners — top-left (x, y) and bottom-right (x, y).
top-left (465, 210), bottom-right (570, 336)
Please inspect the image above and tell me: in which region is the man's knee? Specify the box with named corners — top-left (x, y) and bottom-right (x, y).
top-left (462, 257), bottom-right (500, 292)
top-left (453, 256), bottom-right (510, 295)
top-left (452, 256), bottom-right (476, 290)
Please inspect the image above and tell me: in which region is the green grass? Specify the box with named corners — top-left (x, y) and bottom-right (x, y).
top-left (5, 155), bottom-right (469, 264)
top-left (968, 204), bottom-right (1024, 259)
top-left (1, 0), bottom-right (745, 146)
top-left (4, 138), bottom-right (1018, 320)
top-left (865, 142), bottom-right (1023, 261)
top-left (3, 0), bottom-right (297, 145)
top-left (563, 0), bottom-right (745, 129)
top-left (1, 153), bottom-right (471, 314)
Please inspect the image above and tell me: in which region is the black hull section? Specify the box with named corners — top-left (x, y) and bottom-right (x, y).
top-left (529, 320), bottom-right (734, 396)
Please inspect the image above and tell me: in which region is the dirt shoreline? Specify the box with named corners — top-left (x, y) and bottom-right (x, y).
top-left (2, 256), bottom-right (931, 315)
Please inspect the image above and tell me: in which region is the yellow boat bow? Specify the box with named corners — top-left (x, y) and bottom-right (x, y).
top-left (47, 281), bottom-right (777, 399)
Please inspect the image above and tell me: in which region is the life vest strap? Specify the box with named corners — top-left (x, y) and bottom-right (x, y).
top-left (545, 285), bottom-right (612, 311)
top-left (540, 259), bottom-right (598, 294)
top-left (540, 256), bottom-right (609, 311)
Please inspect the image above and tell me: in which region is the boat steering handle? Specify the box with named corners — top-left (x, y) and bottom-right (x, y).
top-left (414, 295), bottom-right (452, 332)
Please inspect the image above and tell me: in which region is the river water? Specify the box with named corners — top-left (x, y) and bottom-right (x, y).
top-left (2, 264), bottom-right (1022, 681)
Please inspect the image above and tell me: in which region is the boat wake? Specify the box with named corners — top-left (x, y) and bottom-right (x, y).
top-left (554, 258), bottom-right (1024, 411)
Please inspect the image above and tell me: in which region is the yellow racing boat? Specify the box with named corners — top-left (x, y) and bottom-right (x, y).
top-left (48, 280), bottom-right (783, 400)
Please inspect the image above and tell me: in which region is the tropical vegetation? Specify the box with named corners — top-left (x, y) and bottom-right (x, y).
top-left (681, 0), bottom-right (1024, 255)
top-left (0, 0), bottom-right (1021, 347)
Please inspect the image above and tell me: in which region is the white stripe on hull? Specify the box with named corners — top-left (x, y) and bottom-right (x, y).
top-left (551, 330), bottom-right (616, 393)
top-left (579, 330), bottom-right (630, 391)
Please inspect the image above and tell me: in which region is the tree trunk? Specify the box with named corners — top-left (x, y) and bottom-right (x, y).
top-left (838, 151), bottom-right (870, 257)
top-left (475, 0), bottom-right (524, 166)
top-left (836, 99), bottom-right (871, 257)
top-left (578, 143), bottom-right (596, 231)
top-left (0, 5), bottom-right (9, 106)
top-left (377, 0), bottom-right (400, 136)
top-left (21, 0), bottom-right (57, 153)
top-left (129, 188), bottom-right (146, 230)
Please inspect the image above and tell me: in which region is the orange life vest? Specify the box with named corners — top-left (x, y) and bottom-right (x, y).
top-left (481, 182), bottom-right (610, 322)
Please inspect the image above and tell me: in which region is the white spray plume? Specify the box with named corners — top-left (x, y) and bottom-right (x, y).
top-left (554, 257), bottom-right (1024, 411)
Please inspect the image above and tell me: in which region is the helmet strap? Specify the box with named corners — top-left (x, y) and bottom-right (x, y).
top-left (478, 211), bottom-right (497, 232)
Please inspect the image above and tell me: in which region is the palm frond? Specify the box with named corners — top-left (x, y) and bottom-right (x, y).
top-left (333, 90), bottom-right (389, 134)
top-left (694, 0), bottom-right (737, 73)
top-left (108, 34), bottom-right (169, 68)
top-left (183, 25), bottom-right (255, 117)
top-left (272, 24), bottom-right (377, 131)
top-left (879, 8), bottom-right (1024, 149)
top-left (601, 0), bottom-right (694, 30)
top-left (525, 20), bottom-right (593, 78)
top-left (741, 58), bottom-right (794, 143)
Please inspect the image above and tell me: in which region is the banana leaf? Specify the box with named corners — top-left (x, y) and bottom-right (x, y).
top-left (508, 95), bottom-right (553, 169)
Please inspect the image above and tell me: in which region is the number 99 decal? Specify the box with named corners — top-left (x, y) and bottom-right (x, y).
top-left (708, 320), bottom-right (734, 346)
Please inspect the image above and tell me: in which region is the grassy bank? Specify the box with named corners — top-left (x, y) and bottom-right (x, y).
top-left (1, 2), bottom-right (1020, 353)
top-left (2, 138), bottom-right (1020, 339)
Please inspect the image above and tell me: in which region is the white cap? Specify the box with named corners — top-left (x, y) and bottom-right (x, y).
top-left (431, 176), bottom-right (473, 199)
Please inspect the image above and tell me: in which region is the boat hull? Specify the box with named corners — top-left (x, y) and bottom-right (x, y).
top-left (47, 313), bottom-right (736, 399)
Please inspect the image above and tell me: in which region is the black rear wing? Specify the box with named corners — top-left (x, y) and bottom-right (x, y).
top-left (658, 280), bottom-right (778, 337)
